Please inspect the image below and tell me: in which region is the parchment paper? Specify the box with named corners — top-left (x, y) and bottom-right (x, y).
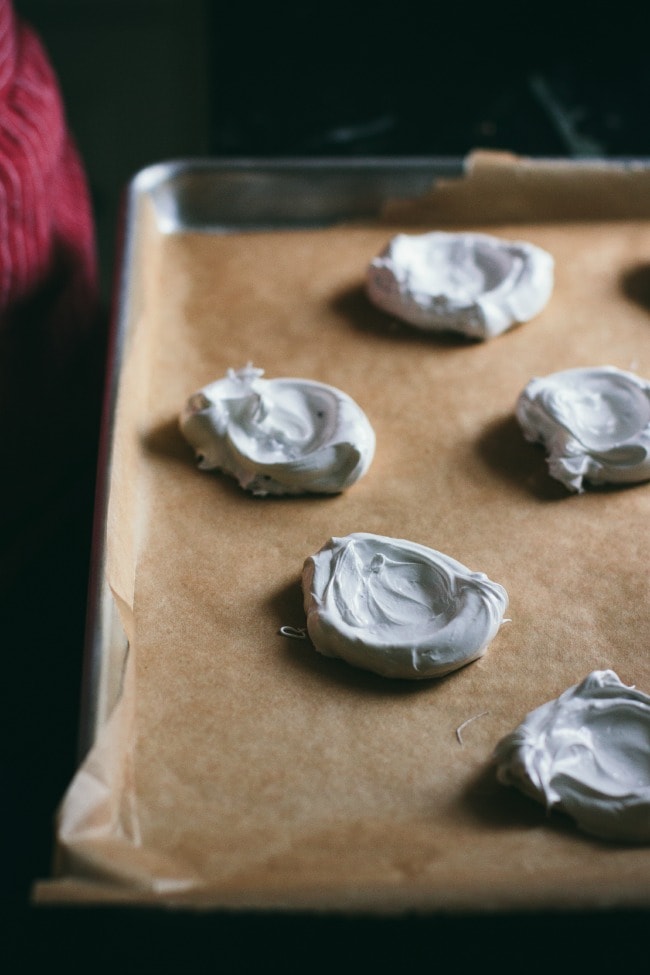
top-left (35, 154), bottom-right (650, 910)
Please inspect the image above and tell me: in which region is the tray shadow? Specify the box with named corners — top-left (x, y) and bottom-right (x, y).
top-left (141, 415), bottom-right (189, 464)
top-left (621, 261), bottom-right (650, 313)
top-left (331, 282), bottom-right (481, 349)
top-left (476, 413), bottom-right (568, 501)
top-left (459, 762), bottom-right (564, 833)
top-left (141, 416), bottom-right (353, 504)
top-left (477, 414), bottom-right (648, 502)
top-left (459, 763), bottom-right (639, 850)
top-left (267, 577), bottom-right (455, 700)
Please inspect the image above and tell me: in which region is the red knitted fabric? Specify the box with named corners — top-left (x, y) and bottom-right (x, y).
top-left (0, 0), bottom-right (97, 322)
top-left (0, 1), bottom-right (102, 575)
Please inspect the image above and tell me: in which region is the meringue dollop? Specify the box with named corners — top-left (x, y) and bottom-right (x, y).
top-left (366, 231), bottom-right (554, 339)
top-left (516, 365), bottom-right (650, 492)
top-left (180, 366), bottom-right (376, 496)
top-left (494, 670), bottom-right (650, 843)
top-left (302, 532), bottom-right (509, 679)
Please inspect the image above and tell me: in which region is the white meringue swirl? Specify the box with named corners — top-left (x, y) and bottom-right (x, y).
top-left (495, 670), bottom-right (650, 843)
top-left (367, 231), bottom-right (554, 339)
top-left (302, 532), bottom-right (508, 679)
top-left (516, 365), bottom-right (650, 492)
top-left (180, 366), bottom-right (376, 496)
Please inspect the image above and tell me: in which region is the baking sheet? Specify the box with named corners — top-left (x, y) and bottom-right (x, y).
top-left (35, 152), bottom-right (650, 909)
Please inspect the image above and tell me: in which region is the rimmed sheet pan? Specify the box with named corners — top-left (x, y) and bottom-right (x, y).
top-left (35, 152), bottom-right (650, 910)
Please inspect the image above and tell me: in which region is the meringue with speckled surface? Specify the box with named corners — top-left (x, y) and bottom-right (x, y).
top-left (516, 365), bottom-right (650, 492)
top-left (302, 532), bottom-right (508, 679)
top-left (494, 670), bottom-right (650, 843)
top-left (366, 230), bottom-right (554, 339)
top-left (180, 365), bottom-right (376, 496)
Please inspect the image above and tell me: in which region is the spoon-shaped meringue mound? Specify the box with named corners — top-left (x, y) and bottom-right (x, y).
top-left (516, 365), bottom-right (650, 492)
top-left (302, 532), bottom-right (508, 679)
top-left (494, 670), bottom-right (650, 843)
top-left (180, 365), bottom-right (376, 496)
top-left (366, 231), bottom-right (554, 340)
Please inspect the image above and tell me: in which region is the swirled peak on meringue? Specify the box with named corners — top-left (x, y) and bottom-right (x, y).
top-left (366, 231), bottom-right (554, 340)
top-left (180, 365), bottom-right (376, 496)
top-left (516, 365), bottom-right (650, 493)
top-left (302, 532), bottom-right (508, 679)
top-left (494, 670), bottom-right (650, 843)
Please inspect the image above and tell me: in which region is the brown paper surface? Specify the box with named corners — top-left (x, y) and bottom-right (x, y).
top-left (35, 156), bottom-right (650, 910)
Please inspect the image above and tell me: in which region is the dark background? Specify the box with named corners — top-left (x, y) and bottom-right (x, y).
top-left (13, 0), bottom-right (650, 301)
top-left (5, 2), bottom-right (649, 972)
